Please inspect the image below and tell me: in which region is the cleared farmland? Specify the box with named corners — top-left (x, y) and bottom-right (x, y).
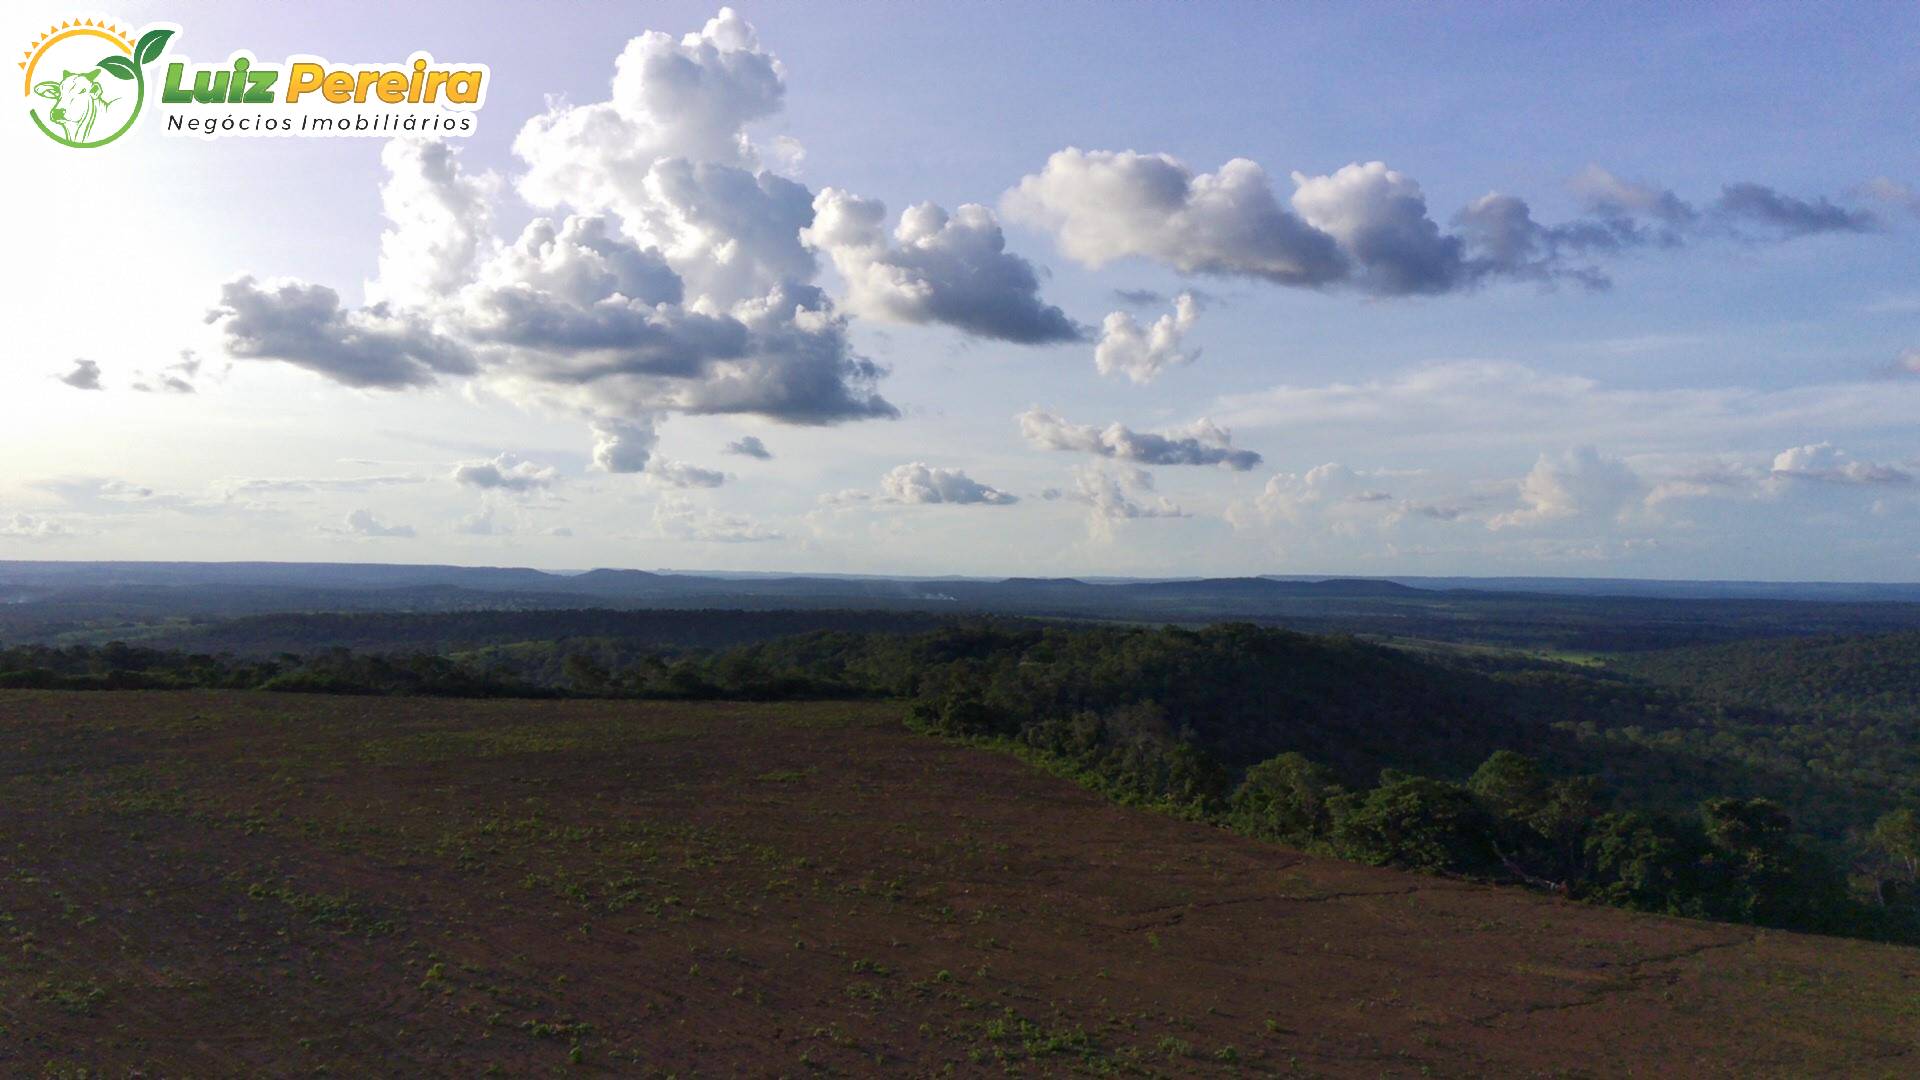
top-left (2, 690), bottom-right (1916, 1076)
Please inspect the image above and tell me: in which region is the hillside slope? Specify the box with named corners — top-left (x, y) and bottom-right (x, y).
top-left (2, 691), bottom-right (1915, 1076)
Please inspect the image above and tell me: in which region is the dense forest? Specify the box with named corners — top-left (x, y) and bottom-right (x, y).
top-left (1614, 631), bottom-right (1920, 718)
top-left (5, 620), bottom-right (1919, 945)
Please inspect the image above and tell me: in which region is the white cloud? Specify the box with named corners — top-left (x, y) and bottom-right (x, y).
top-left (1095, 291), bottom-right (1199, 383)
top-left (338, 509), bottom-right (416, 538)
top-left (1290, 161), bottom-right (1464, 295)
top-left (1251, 463), bottom-right (1385, 523)
top-left (368, 138), bottom-right (499, 307)
top-left (1018, 408), bottom-right (1261, 470)
top-left (451, 453), bottom-right (559, 492)
top-left (879, 462), bottom-right (1017, 505)
top-left (1064, 465), bottom-right (1187, 538)
top-left (1488, 447), bottom-right (1643, 530)
top-left (212, 9), bottom-right (895, 475)
top-left (1003, 148), bottom-right (1347, 286)
top-left (586, 420), bottom-right (720, 486)
top-left (510, 9), bottom-right (811, 308)
top-left (1769, 443), bottom-right (1912, 486)
top-left (208, 276), bottom-right (476, 390)
top-left (0, 514), bottom-right (71, 540)
top-left (591, 419), bottom-right (658, 473)
top-left (1008, 149), bottom-right (1876, 298)
top-left (803, 189), bottom-right (1080, 343)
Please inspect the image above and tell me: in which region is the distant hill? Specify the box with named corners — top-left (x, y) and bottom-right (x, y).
top-left (10, 560), bottom-right (1920, 653)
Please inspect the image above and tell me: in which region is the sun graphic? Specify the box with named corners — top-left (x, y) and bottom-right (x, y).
top-left (21, 19), bottom-right (134, 95)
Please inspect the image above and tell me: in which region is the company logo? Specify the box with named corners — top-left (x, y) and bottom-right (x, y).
top-left (23, 18), bottom-right (173, 147)
top-left (23, 15), bottom-right (487, 147)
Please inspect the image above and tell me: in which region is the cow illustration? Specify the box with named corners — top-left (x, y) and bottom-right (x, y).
top-left (34, 69), bottom-right (116, 143)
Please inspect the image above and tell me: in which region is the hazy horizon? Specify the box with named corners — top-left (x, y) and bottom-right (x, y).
top-left (8, 2), bottom-right (1918, 580)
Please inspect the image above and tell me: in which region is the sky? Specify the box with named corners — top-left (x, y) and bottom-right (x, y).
top-left (4, 1), bottom-right (1918, 580)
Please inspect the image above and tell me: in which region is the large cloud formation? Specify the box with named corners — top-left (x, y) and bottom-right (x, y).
top-left (1018, 409), bottom-right (1262, 470)
top-left (209, 8), bottom-right (899, 475)
top-left (1005, 151), bottom-right (1881, 296)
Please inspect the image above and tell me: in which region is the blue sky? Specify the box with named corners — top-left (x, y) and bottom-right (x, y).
top-left (5, 2), bottom-right (1917, 578)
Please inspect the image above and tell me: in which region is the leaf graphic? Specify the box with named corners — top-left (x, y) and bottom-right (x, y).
top-left (135, 28), bottom-right (174, 66)
top-left (98, 55), bottom-right (137, 81)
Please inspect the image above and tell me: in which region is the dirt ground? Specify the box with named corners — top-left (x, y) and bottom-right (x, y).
top-left (1, 689), bottom-right (1916, 1077)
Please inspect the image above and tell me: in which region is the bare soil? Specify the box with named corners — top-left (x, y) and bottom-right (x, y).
top-left (1, 690), bottom-right (1916, 1076)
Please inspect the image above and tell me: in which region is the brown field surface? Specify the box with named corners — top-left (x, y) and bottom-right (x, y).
top-left (2, 689), bottom-right (1917, 1077)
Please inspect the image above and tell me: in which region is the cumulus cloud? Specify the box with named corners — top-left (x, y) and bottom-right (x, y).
top-left (451, 453), bottom-right (558, 492)
top-left (369, 138), bottom-right (499, 307)
top-left (514, 8), bottom-right (785, 190)
top-left (591, 419), bottom-right (658, 473)
top-left (1290, 161), bottom-right (1467, 295)
top-left (803, 189), bottom-right (1081, 343)
top-left (1769, 443), bottom-right (1911, 486)
top-left (1007, 150), bottom-right (1878, 297)
top-left (211, 9), bottom-right (896, 475)
top-left (878, 462), bottom-right (1018, 505)
top-left (653, 494), bottom-right (782, 541)
top-left (208, 277), bottom-right (475, 390)
top-left (1064, 465), bottom-right (1187, 536)
top-left (1095, 292), bottom-right (1199, 383)
top-left (1489, 447), bottom-right (1644, 530)
top-left (0, 513), bottom-right (70, 539)
top-left (1018, 408), bottom-right (1261, 470)
top-left (587, 420), bottom-right (722, 485)
top-left (1252, 463), bottom-right (1389, 523)
top-left (56, 359), bottom-right (103, 391)
top-left (510, 9), bottom-right (813, 307)
top-left (723, 434), bottom-right (771, 459)
top-left (338, 509), bottom-right (416, 538)
top-left (1003, 148), bottom-right (1347, 286)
